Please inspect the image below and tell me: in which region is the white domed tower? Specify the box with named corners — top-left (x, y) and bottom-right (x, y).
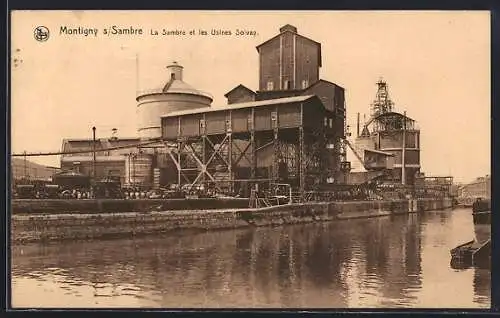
top-left (136, 61), bottom-right (213, 139)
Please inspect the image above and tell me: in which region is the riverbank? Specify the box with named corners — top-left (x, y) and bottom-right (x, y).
top-left (11, 198), bottom-right (453, 243)
top-left (11, 198), bottom-right (249, 214)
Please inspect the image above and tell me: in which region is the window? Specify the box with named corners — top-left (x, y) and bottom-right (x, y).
top-left (267, 81), bottom-right (274, 91)
top-left (271, 111), bottom-right (278, 121)
top-left (324, 117), bottom-right (328, 127)
top-left (284, 80), bottom-right (290, 90)
top-left (199, 119), bottom-right (206, 128)
top-left (171, 73), bottom-right (176, 80)
top-left (329, 118), bottom-right (333, 128)
top-left (226, 119), bottom-right (232, 131)
top-left (302, 79), bottom-right (309, 89)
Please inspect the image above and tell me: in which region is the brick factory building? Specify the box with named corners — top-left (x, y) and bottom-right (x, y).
top-left (158, 25), bottom-right (347, 195)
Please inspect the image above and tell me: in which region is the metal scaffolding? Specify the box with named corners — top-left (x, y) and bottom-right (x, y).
top-left (371, 78), bottom-right (395, 117)
top-left (162, 124), bottom-right (340, 197)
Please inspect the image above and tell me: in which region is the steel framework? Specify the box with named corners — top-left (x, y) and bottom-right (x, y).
top-left (163, 124), bottom-right (340, 197)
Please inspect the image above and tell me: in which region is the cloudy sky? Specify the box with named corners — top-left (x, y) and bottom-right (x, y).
top-left (11, 11), bottom-right (490, 183)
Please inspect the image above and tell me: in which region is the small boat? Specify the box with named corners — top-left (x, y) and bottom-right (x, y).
top-left (450, 198), bottom-right (491, 269)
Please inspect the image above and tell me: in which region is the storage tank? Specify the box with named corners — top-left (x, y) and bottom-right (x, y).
top-left (125, 154), bottom-right (153, 187)
top-left (136, 61), bottom-right (213, 139)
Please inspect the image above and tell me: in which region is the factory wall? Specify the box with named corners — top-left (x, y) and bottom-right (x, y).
top-left (231, 108), bottom-right (252, 132)
top-left (258, 31), bottom-right (320, 91)
top-left (303, 81), bottom-right (339, 112)
top-left (163, 101), bottom-right (320, 140)
top-left (295, 36), bottom-right (320, 89)
top-left (180, 114), bottom-right (203, 137)
top-left (281, 31), bottom-right (294, 89)
top-left (205, 112), bottom-right (227, 134)
top-left (137, 93), bottom-right (212, 138)
top-left (259, 37), bottom-right (280, 91)
top-left (378, 130), bottom-right (419, 149)
top-left (382, 149), bottom-right (420, 166)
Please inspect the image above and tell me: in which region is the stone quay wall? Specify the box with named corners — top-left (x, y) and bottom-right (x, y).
top-left (11, 198), bottom-right (250, 215)
top-left (11, 198), bottom-right (453, 243)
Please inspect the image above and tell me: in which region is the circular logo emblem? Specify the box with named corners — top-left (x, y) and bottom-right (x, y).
top-left (34, 26), bottom-right (50, 42)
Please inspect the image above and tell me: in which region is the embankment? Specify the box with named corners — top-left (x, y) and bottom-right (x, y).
top-left (11, 198), bottom-right (249, 215)
top-left (11, 198), bottom-right (453, 243)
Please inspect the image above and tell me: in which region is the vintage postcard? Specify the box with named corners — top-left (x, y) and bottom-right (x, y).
top-left (10, 10), bottom-right (491, 309)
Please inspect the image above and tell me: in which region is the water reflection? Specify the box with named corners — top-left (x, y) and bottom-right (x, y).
top-left (11, 209), bottom-right (490, 308)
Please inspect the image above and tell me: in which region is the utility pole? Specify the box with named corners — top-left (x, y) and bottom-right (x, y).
top-left (402, 111), bottom-right (406, 186)
top-left (92, 126), bottom-right (96, 198)
top-left (92, 127), bottom-right (97, 180)
top-left (23, 151), bottom-right (27, 181)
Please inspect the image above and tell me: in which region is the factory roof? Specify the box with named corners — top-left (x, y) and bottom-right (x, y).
top-left (162, 95), bottom-right (318, 118)
top-left (136, 85), bottom-right (213, 101)
top-left (365, 111), bottom-right (416, 128)
top-left (63, 137), bottom-right (140, 142)
top-left (224, 84), bottom-right (256, 97)
top-left (163, 79), bottom-right (213, 99)
top-left (372, 111), bottom-right (415, 122)
top-left (136, 61), bottom-right (213, 101)
top-left (61, 156), bottom-right (126, 162)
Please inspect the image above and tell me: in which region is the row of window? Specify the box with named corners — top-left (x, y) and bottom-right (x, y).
top-left (196, 114), bottom-right (334, 131)
top-left (324, 117), bottom-right (334, 128)
top-left (266, 79), bottom-right (309, 91)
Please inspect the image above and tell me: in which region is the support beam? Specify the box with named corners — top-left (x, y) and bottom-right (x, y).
top-left (232, 140), bottom-right (252, 166)
top-left (273, 129), bottom-right (279, 184)
top-left (250, 131), bottom-right (256, 180)
top-left (177, 142), bottom-right (181, 185)
top-left (299, 126), bottom-right (305, 196)
top-left (228, 132), bottom-right (233, 193)
top-left (202, 135), bottom-right (206, 185)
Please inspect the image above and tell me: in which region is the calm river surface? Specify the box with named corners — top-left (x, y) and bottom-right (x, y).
top-left (11, 208), bottom-right (490, 309)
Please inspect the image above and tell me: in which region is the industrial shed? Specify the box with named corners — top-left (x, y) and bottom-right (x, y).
top-left (160, 94), bottom-right (345, 195)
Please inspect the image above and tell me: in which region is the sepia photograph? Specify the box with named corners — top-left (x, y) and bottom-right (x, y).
top-left (9, 10), bottom-right (491, 309)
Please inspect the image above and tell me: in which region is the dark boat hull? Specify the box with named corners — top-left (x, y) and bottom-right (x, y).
top-left (450, 199), bottom-right (491, 269)
top-left (473, 211), bottom-right (491, 225)
top-left (472, 199), bottom-right (491, 244)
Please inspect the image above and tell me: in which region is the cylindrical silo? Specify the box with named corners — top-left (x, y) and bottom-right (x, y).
top-left (125, 154), bottom-right (153, 187)
top-left (136, 61), bottom-right (213, 139)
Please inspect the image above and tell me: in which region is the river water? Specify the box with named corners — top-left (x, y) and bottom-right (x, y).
top-left (11, 208), bottom-right (491, 309)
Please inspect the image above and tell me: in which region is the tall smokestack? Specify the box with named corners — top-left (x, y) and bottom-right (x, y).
top-left (357, 113), bottom-right (360, 137)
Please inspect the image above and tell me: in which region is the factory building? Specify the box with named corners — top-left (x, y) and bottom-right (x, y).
top-left (350, 80), bottom-right (421, 186)
top-left (458, 175), bottom-right (491, 200)
top-left (58, 24), bottom-right (348, 193)
top-left (59, 137), bottom-right (156, 187)
top-left (158, 25), bottom-right (346, 194)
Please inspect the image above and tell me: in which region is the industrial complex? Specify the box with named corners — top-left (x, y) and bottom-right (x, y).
top-left (14, 24), bottom-right (458, 200)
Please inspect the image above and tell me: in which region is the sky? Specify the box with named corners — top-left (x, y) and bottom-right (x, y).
top-left (11, 11), bottom-right (490, 183)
